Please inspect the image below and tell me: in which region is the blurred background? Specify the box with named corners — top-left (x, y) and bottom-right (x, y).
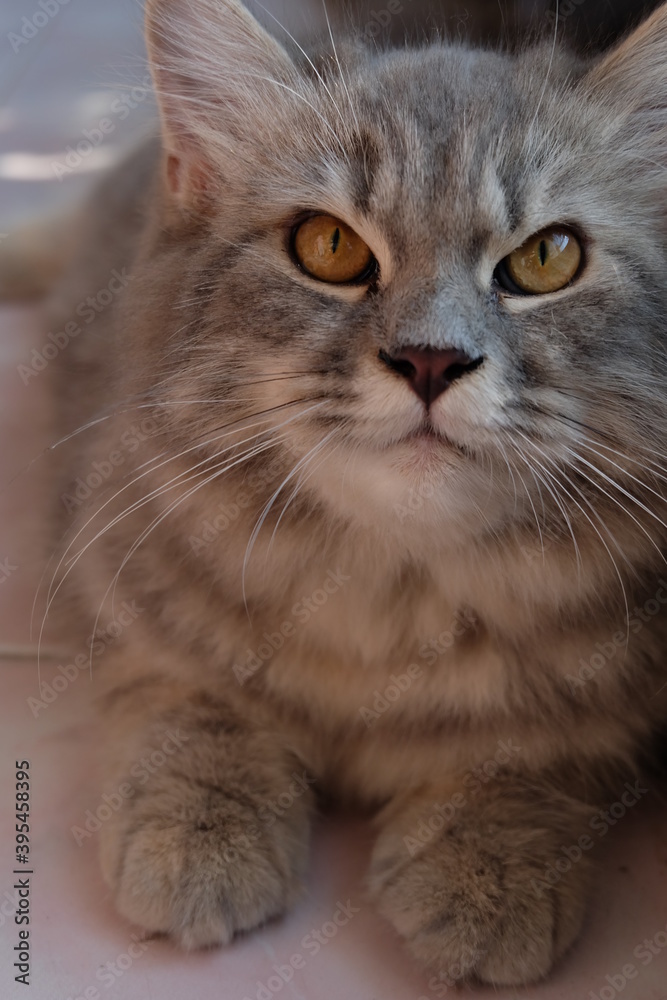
top-left (0, 0), bottom-right (661, 237)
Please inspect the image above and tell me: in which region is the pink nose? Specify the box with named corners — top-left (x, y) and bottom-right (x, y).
top-left (379, 346), bottom-right (484, 407)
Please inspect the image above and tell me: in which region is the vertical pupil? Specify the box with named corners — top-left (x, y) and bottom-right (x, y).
top-left (331, 228), bottom-right (341, 255)
top-left (539, 240), bottom-right (548, 267)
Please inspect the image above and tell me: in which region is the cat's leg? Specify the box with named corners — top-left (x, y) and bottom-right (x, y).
top-left (368, 772), bottom-right (609, 987)
top-left (96, 675), bottom-right (315, 949)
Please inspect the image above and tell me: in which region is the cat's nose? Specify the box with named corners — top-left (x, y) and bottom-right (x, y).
top-left (379, 346), bottom-right (484, 407)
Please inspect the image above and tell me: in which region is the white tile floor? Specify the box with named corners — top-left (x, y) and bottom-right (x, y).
top-left (1, 3), bottom-right (667, 998)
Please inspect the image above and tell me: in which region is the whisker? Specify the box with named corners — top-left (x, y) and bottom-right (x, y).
top-left (562, 445), bottom-right (667, 545)
top-left (90, 437), bottom-right (292, 678)
top-left (242, 428), bottom-right (338, 614)
top-left (47, 403), bottom-right (322, 604)
top-left (37, 399), bottom-right (326, 673)
top-left (495, 437), bottom-right (519, 516)
top-left (571, 437), bottom-right (667, 498)
top-left (269, 429), bottom-right (342, 550)
top-left (28, 376), bottom-right (328, 641)
top-left (527, 399), bottom-right (667, 474)
top-left (516, 431), bottom-right (632, 648)
top-left (523, 0), bottom-right (559, 149)
top-left (498, 436), bottom-right (546, 564)
top-left (509, 436), bottom-right (582, 574)
top-left (321, 0), bottom-right (363, 154)
top-left (164, 77), bottom-right (349, 160)
top-left (253, 0), bottom-right (352, 136)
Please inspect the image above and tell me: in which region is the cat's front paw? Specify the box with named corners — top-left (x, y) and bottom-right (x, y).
top-left (100, 777), bottom-right (311, 949)
top-left (369, 804), bottom-right (590, 987)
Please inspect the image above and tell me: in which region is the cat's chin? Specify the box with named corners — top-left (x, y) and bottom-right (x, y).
top-left (302, 426), bottom-right (501, 544)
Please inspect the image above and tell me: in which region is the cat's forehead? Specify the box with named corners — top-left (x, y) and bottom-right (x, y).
top-left (304, 43), bottom-right (586, 250)
top-left (343, 42), bottom-right (581, 154)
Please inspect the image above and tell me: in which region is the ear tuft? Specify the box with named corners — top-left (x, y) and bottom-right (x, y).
top-left (144, 0), bottom-right (297, 205)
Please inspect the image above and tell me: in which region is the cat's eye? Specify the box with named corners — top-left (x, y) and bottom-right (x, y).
top-left (497, 227), bottom-right (583, 295)
top-left (292, 214), bottom-right (375, 284)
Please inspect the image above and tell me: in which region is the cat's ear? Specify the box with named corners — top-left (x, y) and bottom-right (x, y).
top-left (584, 3), bottom-right (666, 159)
top-left (144, 0), bottom-right (297, 206)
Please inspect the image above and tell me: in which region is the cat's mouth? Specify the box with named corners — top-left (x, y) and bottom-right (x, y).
top-left (407, 422), bottom-right (441, 442)
top-left (403, 421), bottom-right (455, 447)
top-left (392, 420), bottom-right (468, 459)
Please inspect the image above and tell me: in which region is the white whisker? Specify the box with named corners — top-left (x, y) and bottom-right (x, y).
top-left (89, 438), bottom-right (292, 678)
top-left (242, 428), bottom-right (338, 614)
top-left (516, 432), bottom-right (631, 648)
top-left (37, 400), bottom-right (325, 675)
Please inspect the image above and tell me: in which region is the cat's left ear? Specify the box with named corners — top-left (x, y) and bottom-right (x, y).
top-left (144, 0), bottom-right (298, 207)
top-left (583, 3), bottom-right (666, 159)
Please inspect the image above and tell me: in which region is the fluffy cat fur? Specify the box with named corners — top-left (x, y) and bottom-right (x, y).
top-left (48, 0), bottom-right (667, 988)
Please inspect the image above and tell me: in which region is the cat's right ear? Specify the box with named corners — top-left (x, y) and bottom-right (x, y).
top-left (144, 0), bottom-right (297, 207)
top-left (583, 2), bottom-right (666, 169)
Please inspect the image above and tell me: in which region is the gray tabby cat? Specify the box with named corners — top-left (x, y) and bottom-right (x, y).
top-left (51, 0), bottom-right (667, 988)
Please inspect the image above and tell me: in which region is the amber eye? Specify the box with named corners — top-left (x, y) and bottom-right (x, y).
top-left (292, 214), bottom-right (375, 284)
top-left (498, 227), bottom-right (583, 295)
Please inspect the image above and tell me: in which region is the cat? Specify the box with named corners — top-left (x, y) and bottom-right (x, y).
top-left (249, 0), bottom-right (662, 51)
top-left (46, 0), bottom-right (667, 988)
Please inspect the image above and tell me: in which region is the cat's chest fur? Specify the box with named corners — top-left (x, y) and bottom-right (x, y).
top-left (259, 554), bottom-right (499, 713)
top-left (233, 526), bottom-right (577, 730)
